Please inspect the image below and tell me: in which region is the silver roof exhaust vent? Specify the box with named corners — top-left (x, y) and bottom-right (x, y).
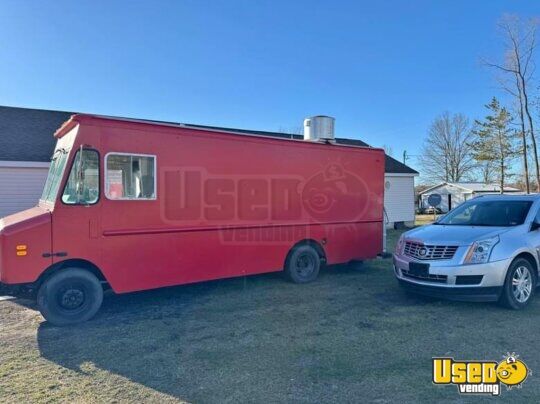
top-left (303, 115), bottom-right (335, 142)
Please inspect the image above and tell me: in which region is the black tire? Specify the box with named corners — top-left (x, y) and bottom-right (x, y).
top-left (499, 258), bottom-right (537, 310)
top-left (284, 244), bottom-right (321, 284)
top-left (37, 268), bottom-right (103, 326)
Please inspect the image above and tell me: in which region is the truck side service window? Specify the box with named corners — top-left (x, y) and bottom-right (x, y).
top-left (62, 149), bottom-right (100, 205)
top-left (105, 153), bottom-right (156, 200)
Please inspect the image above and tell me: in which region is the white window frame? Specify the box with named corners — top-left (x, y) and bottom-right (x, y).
top-left (104, 152), bottom-right (157, 201)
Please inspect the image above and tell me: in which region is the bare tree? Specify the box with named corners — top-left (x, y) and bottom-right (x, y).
top-left (494, 72), bottom-right (531, 191)
top-left (381, 144), bottom-right (394, 156)
top-left (477, 161), bottom-right (496, 183)
top-left (485, 14), bottom-right (539, 193)
top-left (418, 112), bottom-right (476, 182)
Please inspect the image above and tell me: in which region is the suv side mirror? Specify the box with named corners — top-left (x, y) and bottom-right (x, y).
top-left (530, 221), bottom-right (540, 232)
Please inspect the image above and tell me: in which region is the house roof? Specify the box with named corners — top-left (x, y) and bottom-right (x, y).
top-left (0, 106), bottom-right (71, 162)
top-left (419, 182), bottom-right (522, 194)
top-left (0, 105), bottom-right (418, 174)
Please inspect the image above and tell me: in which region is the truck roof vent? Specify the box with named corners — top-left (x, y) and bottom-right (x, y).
top-left (303, 115), bottom-right (335, 142)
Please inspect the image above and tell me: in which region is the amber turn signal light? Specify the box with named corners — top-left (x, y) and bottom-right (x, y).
top-left (16, 245), bottom-right (27, 256)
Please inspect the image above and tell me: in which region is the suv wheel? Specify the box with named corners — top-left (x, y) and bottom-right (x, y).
top-left (500, 258), bottom-right (536, 310)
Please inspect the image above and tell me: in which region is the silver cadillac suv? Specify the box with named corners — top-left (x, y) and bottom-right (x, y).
top-left (394, 195), bottom-right (540, 309)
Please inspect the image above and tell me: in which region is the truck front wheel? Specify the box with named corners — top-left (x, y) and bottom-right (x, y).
top-left (37, 268), bottom-right (103, 326)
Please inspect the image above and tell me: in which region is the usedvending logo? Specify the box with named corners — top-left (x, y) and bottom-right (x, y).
top-left (432, 353), bottom-right (529, 396)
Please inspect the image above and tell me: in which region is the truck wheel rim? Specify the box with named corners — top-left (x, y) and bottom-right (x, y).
top-left (58, 286), bottom-right (86, 310)
top-left (512, 266), bottom-right (532, 303)
top-left (295, 253), bottom-right (316, 278)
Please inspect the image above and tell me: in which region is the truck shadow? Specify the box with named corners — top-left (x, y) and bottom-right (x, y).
top-left (36, 270), bottom-right (308, 401)
top-left (35, 264), bottom-right (497, 402)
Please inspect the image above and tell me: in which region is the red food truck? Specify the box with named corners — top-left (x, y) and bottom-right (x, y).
top-left (0, 114), bottom-right (385, 325)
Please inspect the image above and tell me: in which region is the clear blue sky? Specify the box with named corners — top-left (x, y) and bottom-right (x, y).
top-left (1, 1), bottom-right (539, 171)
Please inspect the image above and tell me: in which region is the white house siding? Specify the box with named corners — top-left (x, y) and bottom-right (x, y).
top-left (0, 162), bottom-right (49, 218)
top-left (384, 174), bottom-right (415, 227)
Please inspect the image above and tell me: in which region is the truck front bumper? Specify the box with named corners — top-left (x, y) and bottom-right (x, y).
top-left (393, 253), bottom-right (511, 302)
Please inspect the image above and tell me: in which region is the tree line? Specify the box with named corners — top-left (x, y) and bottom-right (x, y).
top-left (419, 15), bottom-right (539, 193)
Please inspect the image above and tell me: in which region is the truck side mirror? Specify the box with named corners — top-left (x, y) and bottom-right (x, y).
top-left (530, 221), bottom-right (540, 232)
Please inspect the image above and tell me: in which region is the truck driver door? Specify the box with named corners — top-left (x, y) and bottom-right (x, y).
top-left (51, 148), bottom-right (102, 266)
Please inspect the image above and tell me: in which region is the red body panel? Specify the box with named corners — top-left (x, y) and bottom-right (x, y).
top-left (0, 207), bottom-right (52, 283)
top-left (0, 115), bottom-right (385, 293)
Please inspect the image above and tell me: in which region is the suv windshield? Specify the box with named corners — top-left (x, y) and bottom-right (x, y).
top-left (437, 200), bottom-right (532, 227)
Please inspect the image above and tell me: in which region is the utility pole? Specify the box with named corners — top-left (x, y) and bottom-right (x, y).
top-left (403, 150), bottom-right (408, 165)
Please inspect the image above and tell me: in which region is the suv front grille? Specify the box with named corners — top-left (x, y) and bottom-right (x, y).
top-left (402, 269), bottom-right (447, 283)
top-left (404, 241), bottom-right (458, 261)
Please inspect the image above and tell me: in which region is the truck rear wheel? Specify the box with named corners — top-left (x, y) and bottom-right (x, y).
top-left (284, 244), bottom-right (321, 284)
top-left (37, 268), bottom-right (103, 326)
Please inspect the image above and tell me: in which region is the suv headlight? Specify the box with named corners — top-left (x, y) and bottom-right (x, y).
top-left (464, 236), bottom-right (499, 264)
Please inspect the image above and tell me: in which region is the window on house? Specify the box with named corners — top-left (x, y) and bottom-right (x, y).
top-left (105, 153), bottom-right (156, 200)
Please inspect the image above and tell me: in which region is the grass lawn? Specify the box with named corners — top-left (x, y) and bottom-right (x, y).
top-left (415, 214), bottom-right (436, 226)
top-left (2, 230), bottom-right (540, 402)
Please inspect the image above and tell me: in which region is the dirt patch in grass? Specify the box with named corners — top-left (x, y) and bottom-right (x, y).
top-left (2, 230), bottom-right (540, 402)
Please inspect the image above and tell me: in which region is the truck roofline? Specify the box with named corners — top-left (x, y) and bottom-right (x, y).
top-left (54, 113), bottom-right (384, 153)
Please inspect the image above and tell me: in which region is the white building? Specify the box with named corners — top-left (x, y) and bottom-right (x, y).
top-left (384, 172), bottom-right (418, 228)
top-left (0, 107), bottom-right (71, 218)
top-left (418, 182), bottom-right (522, 213)
top-left (0, 106), bottom-right (419, 227)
